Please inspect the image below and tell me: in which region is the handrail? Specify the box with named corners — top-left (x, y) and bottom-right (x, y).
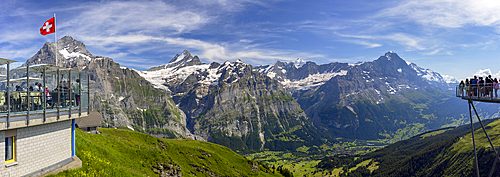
top-left (456, 83), bottom-right (500, 102)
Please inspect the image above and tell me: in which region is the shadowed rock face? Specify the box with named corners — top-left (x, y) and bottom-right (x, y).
top-left (287, 52), bottom-right (472, 140)
top-left (167, 60), bottom-right (324, 151)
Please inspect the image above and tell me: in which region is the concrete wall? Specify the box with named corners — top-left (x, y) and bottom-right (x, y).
top-left (0, 120), bottom-right (72, 176)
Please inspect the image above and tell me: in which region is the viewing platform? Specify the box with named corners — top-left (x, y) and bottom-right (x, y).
top-left (0, 57), bottom-right (89, 176)
top-left (0, 58), bottom-right (89, 130)
top-left (455, 84), bottom-right (500, 177)
top-left (455, 85), bottom-right (500, 103)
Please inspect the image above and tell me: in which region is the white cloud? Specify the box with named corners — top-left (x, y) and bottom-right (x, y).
top-left (0, 46), bottom-right (39, 60)
top-left (193, 0), bottom-right (269, 12)
top-left (61, 1), bottom-right (210, 37)
top-left (380, 0), bottom-right (500, 28)
top-left (422, 48), bottom-right (442, 55)
top-left (384, 33), bottom-right (425, 50)
top-left (239, 39), bottom-right (253, 43)
top-left (475, 69), bottom-right (500, 79)
top-left (342, 40), bottom-right (382, 48)
top-left (336, 32), bottom-right (423, 50)
top-left (79, 33), bottom-right (323, 67)
top-left (474, 69), bottom-right (493, 77)
top-left (48, 0), bottom-right (321, 68)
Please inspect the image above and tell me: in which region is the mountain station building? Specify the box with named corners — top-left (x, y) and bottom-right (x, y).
top-left (0, 58), bottom-right (89, 176)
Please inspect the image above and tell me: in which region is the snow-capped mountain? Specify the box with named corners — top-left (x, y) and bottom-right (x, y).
top-left (294, 51), bottom-right (460, 140)
top-left (135, 51), bottom-right (252, 94)
top-left (136, 50), bottom-right (322, 151)
top-left (148, 50), bottom-right (204, 71)
top-left (134, 50), bottom-right (496, 142)
top-left (408, 63), bottom-right (458, 90)
top-left (256, 51), bottom-right (458, 93)
top-left (293, 58), bottom-right (307, 68)
top-left (255, 59), bottom-right (351, 91)
top-left (135, 50), bottom-right (209, 92)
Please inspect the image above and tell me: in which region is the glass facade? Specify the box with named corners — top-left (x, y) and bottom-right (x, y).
top-left (0, 60), bottom-right (89, 126)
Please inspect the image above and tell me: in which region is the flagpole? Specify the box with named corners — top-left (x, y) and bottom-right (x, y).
top-left (54, 13), bottom-right (57, 67)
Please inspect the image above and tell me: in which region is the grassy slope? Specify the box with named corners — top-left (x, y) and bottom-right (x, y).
top-left (49, 128), bottom-right (279, 177)
top-left (355, 118), bottom-right (499, 176)
top-left (311, 118), bottom-right (500, 176)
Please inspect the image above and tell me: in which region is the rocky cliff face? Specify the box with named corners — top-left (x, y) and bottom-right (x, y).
top-left (140, 57), bottom-right (325, 151)
top-left (25, 36), bottom-right (193, 138)
top-left (289, 52), bottom-right (482, 140)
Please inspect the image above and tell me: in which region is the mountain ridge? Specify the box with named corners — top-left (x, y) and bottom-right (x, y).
top-left (24, 36), bottom-right (499, 151)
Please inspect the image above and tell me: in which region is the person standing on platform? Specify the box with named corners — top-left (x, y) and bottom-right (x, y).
top-left (487, 75), bottom-right (493, 97)
top-left (73, 79), bottom-right (82, 106)
top-left (471, 76), bottom-right (478, 96)
top-left (15, 85), bottom-right (22, 91)
top-left (45, 86), bottom-right (52, 107)
top-left (465, 79), bottom-right (470, 96)
top-left (494, 78), bottom-right (499, 98)
top-left (459, 80), bottom-right (465, 96)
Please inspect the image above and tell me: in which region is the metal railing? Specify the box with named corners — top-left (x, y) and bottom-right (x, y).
top-left (0, 90), bottom-right (88, 114)
top-left (0, 60), bottom-right (89, 127)
top-left (456, 84), bottom-right (500, 99)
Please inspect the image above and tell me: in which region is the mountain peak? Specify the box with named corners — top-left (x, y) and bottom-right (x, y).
top-left (147, 50), bottom-right (202, 71)
top-left (169, 50), bottom-right (193, 64)
top-left (60, 35), bottom-right (75, 41)
top-left (293, 58), bottom-right (306, 69)
top-left (373, 51), bottom-right (406, 65)
top-left (26, 35), bottom-right (93, 66)
top-left (182, 50), bottom-right (191, 57)
top-left (384, 51), bottom-right (399, 60)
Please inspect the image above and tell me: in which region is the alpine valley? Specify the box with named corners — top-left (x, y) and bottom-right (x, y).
top-left (27, 36), bottom-right (500, 153)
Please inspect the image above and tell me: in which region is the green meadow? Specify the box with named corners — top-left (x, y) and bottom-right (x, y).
top-left (49, 128), bottom-right (279, 177)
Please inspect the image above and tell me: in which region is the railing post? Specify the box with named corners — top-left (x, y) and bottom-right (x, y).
top-left (72, 118), bottom-right (75, 156)
top-left (69, 71), bottom-right (71, 118)
top-left (79, 72), bottom-right (81, 117)
top-left (43, 66), bottom-right (46, 122)
top-left (6, 61), bottom-right (10, 128)
top-left (87, 73), bottom-right (90, 115)
top-left (26, 64), bottom-right (29, 124)
top-left (57, 68), bottom-right (60, 120)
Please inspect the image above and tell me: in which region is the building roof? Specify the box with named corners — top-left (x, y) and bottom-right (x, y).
top-left (75, 111), bottom-right (103, 128)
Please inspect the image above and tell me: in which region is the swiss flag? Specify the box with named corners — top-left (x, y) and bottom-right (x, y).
top-left (40, 17), bottom-right (55, 35)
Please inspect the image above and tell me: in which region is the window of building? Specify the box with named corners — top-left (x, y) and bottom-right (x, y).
top-left (5, 136), bottom-right (15, 164)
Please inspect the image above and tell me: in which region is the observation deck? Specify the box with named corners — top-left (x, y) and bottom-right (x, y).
top-left (0, 58), bottom-right (89, 130)
top-left (456, 85), bottom-right (500, 103)
top-left (456, 84), bottom-right (500, 177)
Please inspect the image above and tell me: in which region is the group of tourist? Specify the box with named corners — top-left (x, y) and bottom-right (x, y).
top-left (8, 79), bottom-right (83, 108)
top-left (458, 75), bottom-right (500, 98)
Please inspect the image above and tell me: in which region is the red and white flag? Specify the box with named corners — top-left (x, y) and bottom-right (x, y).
top-left (40, 17), bottom-right (55, 35)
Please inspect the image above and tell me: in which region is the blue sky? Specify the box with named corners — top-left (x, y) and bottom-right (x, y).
top-left (2, 0), bottom-right (500, 80)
